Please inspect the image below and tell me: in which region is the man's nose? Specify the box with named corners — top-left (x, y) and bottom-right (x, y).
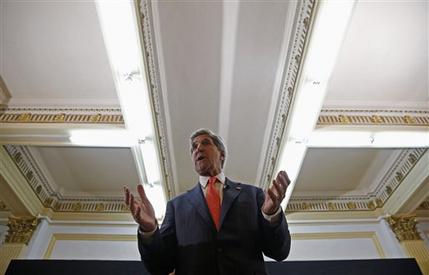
top-left (195, 143), bottom-right (204, 152)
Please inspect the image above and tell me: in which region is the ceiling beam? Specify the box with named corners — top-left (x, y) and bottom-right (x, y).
top-left (275, 1), bottom-right (356, 208)
top-left (0, 147), bottom-right (44, 217)
top-left (383, 150), bottom-right (429, 214)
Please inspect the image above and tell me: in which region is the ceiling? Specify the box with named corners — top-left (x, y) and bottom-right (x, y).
top-left (0, 0), bottom-right (428, 221)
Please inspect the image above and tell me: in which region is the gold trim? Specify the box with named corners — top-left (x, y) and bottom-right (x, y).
top-left (5, 216), bottom-right (38, 244)
top-left (291, 231), bottom-right (385, 258)
top-left (257, 0), bottom-right (318, 190)
top-left (43, 233), bottom-right (137, 259)
top-left (287, 148), bottom-right (427, 212)
top-left (386, 215), bottom-right (422, 241)
top-left (0, 111), bottom-right (124, 124)
top-left (318, 114), bottom-right (429, 126)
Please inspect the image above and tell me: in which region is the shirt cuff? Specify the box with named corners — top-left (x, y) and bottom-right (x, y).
top-left (262, 207), bottom-right (282, 223)
top-left (138, 225), bottom-right (157, 239)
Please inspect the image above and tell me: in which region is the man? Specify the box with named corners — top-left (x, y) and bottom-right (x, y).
top-left (124, 129), bottom-right (291, 275)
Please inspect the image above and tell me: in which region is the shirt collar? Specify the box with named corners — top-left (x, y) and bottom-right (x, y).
top-left (199, 172), bottom-right (225, 188)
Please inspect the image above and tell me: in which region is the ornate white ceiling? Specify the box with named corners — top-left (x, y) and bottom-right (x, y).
top-left (0, 0), bottom-right (427, 220)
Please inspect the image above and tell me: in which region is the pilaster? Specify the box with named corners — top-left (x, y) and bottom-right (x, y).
top-left (0, 216), bottom-right (38, 274)
top-left (387, 215), bottom-right (429, 274)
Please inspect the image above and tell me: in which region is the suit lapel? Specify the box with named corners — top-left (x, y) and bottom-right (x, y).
top-left (186, 183), bottom-right (216, 230)
top-left (220, 178), bottom-right (241, 228)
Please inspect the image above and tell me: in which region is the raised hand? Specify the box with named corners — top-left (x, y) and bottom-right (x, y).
top-left (124, 184), bottom-right (157, 232)
top-left (262, 170), bottom-right (290, 215)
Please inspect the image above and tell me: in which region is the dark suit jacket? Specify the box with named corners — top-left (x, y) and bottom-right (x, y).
top-left (138, 178), bottom-right (291, 275)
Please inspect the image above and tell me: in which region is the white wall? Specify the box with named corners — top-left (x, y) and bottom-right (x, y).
top-left (24, 218), bottom-right (140, 260)
top-left (25, 217), bottom-right (405, 261)
top-left (266, 217), bottom-right (405, 261)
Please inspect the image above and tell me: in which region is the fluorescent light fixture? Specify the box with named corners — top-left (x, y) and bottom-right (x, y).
top-left (308, 129), bottom-right (429, 148)
top-left (69, 129), bottom-right (135, 147)
top-left (139, 139), bottom-right (161, 185)
top-left (95, 0), bottom-right (154, 139)
top-left (275, 1), bottom-right (356, 207)
top-left (95, 0), bottom-right (166, 217)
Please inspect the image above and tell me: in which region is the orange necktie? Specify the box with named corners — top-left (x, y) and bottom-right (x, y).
top-left (206, 176), bottom-right (221, 230)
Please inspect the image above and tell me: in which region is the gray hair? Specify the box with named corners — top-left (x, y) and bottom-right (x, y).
top-left (190, 128), bottom-right (227, 168)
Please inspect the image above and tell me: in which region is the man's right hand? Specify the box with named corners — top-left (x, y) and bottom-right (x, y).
top-left (124, 185), bottom-right (157, 232)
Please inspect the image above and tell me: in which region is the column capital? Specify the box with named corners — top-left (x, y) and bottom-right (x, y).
top-left (386, 215), bottom-right (422, 242)
top-left (5, 216), bottom-right (38, 245)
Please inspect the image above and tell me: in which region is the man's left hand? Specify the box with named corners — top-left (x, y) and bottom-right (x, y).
top-left (262, 170), bottom-right (290, 215)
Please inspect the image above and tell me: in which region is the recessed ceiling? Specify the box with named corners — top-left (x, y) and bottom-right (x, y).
top-left (0, 0), bottom-right (427, 219)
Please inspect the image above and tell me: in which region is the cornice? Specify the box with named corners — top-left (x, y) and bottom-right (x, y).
top-left (138, 0), bottom-right (176, 198)
top-left (0, 147), bottom-right (44, 216)
top-left (318, 109), bottom-right (429, 126)
top-left (0, 107), bottom-right (123, 124)
top-left (287, 148), bottom-right (427, 212)
top-left (258, 0), bottom-right (317, 189)
top-left (3, 145), bottom-right (128, 214)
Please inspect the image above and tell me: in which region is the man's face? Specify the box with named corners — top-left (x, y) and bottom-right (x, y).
top-left (191, 134), bottom-right (223, 176)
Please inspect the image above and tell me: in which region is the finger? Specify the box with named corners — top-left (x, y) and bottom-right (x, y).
top-left (279, 170), bottom-right (290, 186)
top-left (267, 186), bottom-right (279, 204)
top-left (135, 205), bottom-right (142, 224)
top-left (124, 186), bottom-right (130, 206)
top-left (273, 180), bottom-right (285, 198)
top-left (276, 171), bottom-right (286, 187)
top-left (137, 184), bottom-right (148, 203)
top-left (130, 193), bottom-right (137, 216)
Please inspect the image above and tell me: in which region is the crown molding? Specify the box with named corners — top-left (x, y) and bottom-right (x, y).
top-left (287, 148), bottom-right (428, 212)
top-left (0, 107), bottom-right (123, 124)
top-left (318, 109), bottom-right (429, 127)
top-left (383, 150), bottom-right (429, 214)
top-left (0, 147), bottom-right (44, 216)
top-left (2, 145), bottom-right (130, 216)
top-left (258, 0), bottom-right (318, 189)
top-left (137, 0), bottom-right (178, 199)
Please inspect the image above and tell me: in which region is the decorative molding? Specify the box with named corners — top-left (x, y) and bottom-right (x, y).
top-left (138, 0), bottom-right (176, 198)
top-left (258, 0), bottom-right (318, 189)
top-left (0, 107), bottom-right (123, 124)
top-left (43, 233), bottom-right (137, 259)
top-left (386, 215), bottom-right (422, 242)
top-left (287, 148), bottom-right (427, 212)
top-left (291, 231), bottom-right (385, 258)
top-left (3, 145), bottom-right (129, 214)
top-left (5, 216), bottom-right (38, 244)
top-left (318, 109), bottom-right (429, 126)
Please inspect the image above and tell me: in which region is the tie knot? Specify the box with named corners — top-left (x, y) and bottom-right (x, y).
top-left (208, 176), bottom-right (217, 186)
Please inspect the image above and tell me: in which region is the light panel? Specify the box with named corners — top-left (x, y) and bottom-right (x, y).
top-left (276, 1), bottom-right (356, 207)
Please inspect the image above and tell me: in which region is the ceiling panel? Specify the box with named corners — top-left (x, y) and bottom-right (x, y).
top-left (33, 146), bottom-right (139, 197)
top-left (294, 148), bottom-right (401, 194)
top-left (1, 0), bottom-right (118, 106)
top-left (324, 0), bottom-right (428, 109)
